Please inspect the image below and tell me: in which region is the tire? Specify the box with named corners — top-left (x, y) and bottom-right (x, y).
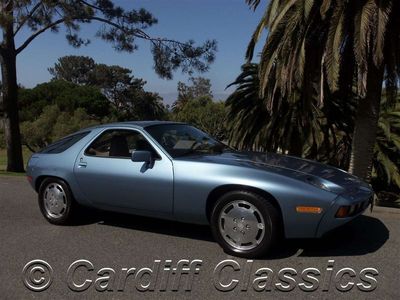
top-left (210, 190), bottom-right (280, 258)
top-left (38, 178), bottom-right (77, 225)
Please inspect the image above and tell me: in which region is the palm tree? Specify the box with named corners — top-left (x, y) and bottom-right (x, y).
top-left (226, 63), bottom-right (317, 155)
top-left (373, 97), bottom-right (400, 189)
top-left (227, 64), bottom-right (400, 196)
top-left (245, 0), bottom-right (400, 181)
top-left (226, 63), bottom-right (354, 167)
top-left (225, 63), bottom-right (270, 151)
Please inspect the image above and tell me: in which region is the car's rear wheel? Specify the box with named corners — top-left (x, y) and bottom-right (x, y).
top-left (38, 178), bottom-right (76, 225)
top-left (210, 190), bottom-right (280, 258)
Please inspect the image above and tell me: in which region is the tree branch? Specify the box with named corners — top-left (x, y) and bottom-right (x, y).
top-left (79, 0), bottom-right (103, 13)
top-left (16, 18), bottom-right (65, 54)
top-left (22, 142), bottom-right (36, 154)
top-left (15, 14), bottom-right (197, 56)
top-left (88, 16), bottom-right (193, 48)
top-left (14, 1), bottom-right (44, 36)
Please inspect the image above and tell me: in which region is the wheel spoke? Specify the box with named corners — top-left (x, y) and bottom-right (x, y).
top-left (43, 183), bottom-right (67, 219)
top-left (218, 199), bottom-right (266, 251)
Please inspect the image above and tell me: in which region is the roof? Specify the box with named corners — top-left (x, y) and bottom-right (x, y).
top-left (84, 121), bottom-right (186, 131)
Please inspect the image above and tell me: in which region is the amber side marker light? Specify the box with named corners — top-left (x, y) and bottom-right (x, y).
top-left (296, 206), bottom-right (323, 214)
top-left (335, 206), bottom-right (350, 218)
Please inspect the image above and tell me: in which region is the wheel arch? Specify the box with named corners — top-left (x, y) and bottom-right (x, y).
top-left (206, 184), bottom-right (284, 228)
top-left (35, 175), bottom-right (71, 193)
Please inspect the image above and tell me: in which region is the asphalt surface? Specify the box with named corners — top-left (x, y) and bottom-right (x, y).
top-left (0, 175), bottom-right (399, 299)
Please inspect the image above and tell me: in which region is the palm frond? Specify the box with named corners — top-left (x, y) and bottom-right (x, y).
top-left (246, 0), bottom-right (262, 11)
top-left (353, 0), bottom-right (376, 96)
top-left (320, 0), bottom-right (332, 19)
top-left (246, 9), bottom-right (269, 61)
top-left (304, 0), bottom-right (315, 20)
top-left (269, 0), bottom-right (298, 34)
top-left (324, 2), bottom-right (345, 92)
top-left (373, 0), bottom-right (392, 67)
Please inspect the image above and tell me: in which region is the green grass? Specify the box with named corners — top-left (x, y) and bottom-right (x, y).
top-left (0, 148), bottom-right (7, 170)
top-left (0, 170), bottom-right (26, 177)
top-left (0, 147), bottom-right (32, 176)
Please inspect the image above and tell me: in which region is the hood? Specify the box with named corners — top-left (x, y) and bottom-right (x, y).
top-left (180, 151), bottom-right (370, 193)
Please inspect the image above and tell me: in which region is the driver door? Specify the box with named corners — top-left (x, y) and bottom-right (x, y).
top-left (73, 128), bottom-right (173, 214)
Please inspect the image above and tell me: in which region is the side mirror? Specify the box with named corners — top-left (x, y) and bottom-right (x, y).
top-left (131, 150), bottom-right (154, 166)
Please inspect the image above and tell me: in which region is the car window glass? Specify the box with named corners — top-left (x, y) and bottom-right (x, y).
top-left (40, 131), bottom-right (90, 154)
top-left (145, 124), bottom-right (232, 158)
top-left (85, 129), bottom-right (160, 159)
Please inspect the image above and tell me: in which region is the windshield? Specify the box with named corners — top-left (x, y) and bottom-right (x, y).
top-left (145, 124), bottom-right (232, 158)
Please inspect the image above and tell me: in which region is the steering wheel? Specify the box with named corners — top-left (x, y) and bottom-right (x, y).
top-left (189, 140), bottom-right (202, 150)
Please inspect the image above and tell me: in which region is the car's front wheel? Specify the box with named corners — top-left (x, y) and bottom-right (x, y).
top-left (210, 191), bottom-right (280, 258)
top-left (38, 178), bottom-right (76, 225)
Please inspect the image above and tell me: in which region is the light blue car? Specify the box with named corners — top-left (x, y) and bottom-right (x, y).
top-left (27, 121), bottom-right (373, 258)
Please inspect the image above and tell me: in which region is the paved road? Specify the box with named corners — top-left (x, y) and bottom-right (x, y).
top-left (0, 175), bottom-right (399, 299)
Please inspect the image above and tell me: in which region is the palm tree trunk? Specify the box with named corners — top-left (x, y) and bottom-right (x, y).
top-left (348, 62), bottom-right (384, 180)
top-left (288, 127), bottom-right (303, 156)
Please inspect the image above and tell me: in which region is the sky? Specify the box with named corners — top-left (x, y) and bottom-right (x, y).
top-left (14, 0), bottom-right (267, 105)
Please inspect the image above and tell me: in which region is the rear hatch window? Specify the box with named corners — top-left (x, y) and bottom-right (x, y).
top-left (40, 131), bottom-right (90, 154)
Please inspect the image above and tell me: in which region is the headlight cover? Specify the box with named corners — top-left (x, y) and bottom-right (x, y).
top-left (306, 176), bottom-right (331, 192)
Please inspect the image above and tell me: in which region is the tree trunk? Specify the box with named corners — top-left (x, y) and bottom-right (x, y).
top-left (0, 51), bottom-right (24, 172)
top-left (0, 0), bottom-right (24, 172)
top-left (288, 127), bottom-right (303, 157)
top-left (348, 62), bottom-right (384, 181)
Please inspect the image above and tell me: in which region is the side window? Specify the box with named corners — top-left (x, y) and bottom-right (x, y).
top-left (85, 129), bottom-right (160, 159)
top-left (40, 131), bottom-right (90, 154)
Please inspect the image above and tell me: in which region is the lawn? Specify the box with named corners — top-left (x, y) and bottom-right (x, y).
top-left (0, 147), bottom-right (32, 176)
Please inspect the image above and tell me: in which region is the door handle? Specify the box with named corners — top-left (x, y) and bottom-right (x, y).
top-left (78, 162), bottom-right (87, 168)
top-left (78, 158), bottom-right (87, 168)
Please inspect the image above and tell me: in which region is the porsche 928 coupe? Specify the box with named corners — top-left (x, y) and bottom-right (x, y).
top-left (27, 121), bottom-right (373, 258)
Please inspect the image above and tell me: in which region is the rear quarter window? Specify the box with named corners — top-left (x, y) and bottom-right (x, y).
top-left (40, 131), bottom-right (90, 154)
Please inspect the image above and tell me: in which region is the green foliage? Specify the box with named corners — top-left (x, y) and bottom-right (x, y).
top-left (117, 91), bottom-right (168, 121)
top-left (91, 63), bottom-right (145, 109)
top-left (20, 105), bottom-right (101, 152)
top-left (243, 0), bottom-right (400, 180)
top-left (173, 96), bottom-right (227, 141)
top-left (173, 77), bottom-right (213, 113)
top-left (48, 56), bottom-right (168, 121)
top-left (225, 63), bottom-right (270, 150)
top-left (245, 0), bottom-right (400, 106)
top-left (226, 63), bottom-right (353, 164)
top-left (49, 56), bottom-right (145, 100)
top-left (170, 77), bottom-right (227, 140)
top-left (227, 63), bottom-right (400, 202)
top-left (373, 99), bottom-right (400, 189)
top-left (17, 54), bottom-right (171, 151)
top-left (48, 56), bottom-right (97, 85)
top-left (18, 80), bottom-right (111, 121)
top-left (0, 1), bottom-right (217, 172)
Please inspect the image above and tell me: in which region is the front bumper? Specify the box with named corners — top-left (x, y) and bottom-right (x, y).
top-left (315, 191), bottom-right (373, 237)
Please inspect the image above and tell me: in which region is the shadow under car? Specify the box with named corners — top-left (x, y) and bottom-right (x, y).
top-left (73, 208), bottom-right (389, 259)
